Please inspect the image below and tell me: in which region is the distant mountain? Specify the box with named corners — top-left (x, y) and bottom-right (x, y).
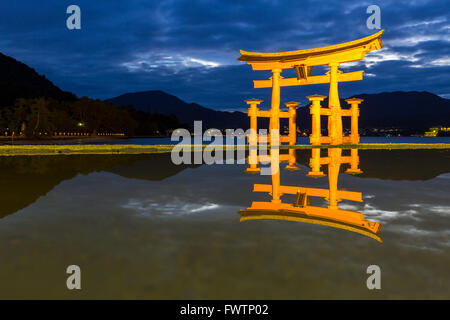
top-left (107, 90), bottom-right (449, 132)
top-left (297, 91), bottom-right (450, 131)
top-left (0, 53), bottom-right (76, 107)
top-left (106, 90), bottom-right (248, 130)
top-left (3, 51), bottom-right (448, 132)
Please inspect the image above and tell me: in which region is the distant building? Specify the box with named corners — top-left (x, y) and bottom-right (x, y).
top-left (424, 126), bottom-right (450, 137)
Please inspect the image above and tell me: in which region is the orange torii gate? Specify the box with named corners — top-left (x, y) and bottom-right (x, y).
top-left (239, 30), bottom-right (384, 145)
top-left (238, 31), bottom-right (384, 239)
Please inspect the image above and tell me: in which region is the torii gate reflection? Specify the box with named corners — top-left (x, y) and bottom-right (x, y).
top-left (238, 147), bottom-right (382, 242)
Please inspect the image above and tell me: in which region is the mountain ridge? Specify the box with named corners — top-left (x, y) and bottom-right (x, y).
top-left (1, 52), bottom-right (448, 133)
top-left (0, 52), bottom-right (76, 107)
top-left (107, 89), bottom-right (450, 132)
top-left (296, 90), bottom-right (450, 132)
top-left (106, 90), bottom-right (249, 129)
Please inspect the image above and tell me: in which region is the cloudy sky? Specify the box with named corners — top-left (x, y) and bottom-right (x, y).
top-left (1, 0), bottom-right (449, 110)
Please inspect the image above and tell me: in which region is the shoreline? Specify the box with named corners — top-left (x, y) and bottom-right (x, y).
top-left (0, 143), bottom-right (449, 156)
top-left (0, 135), bottom-right (128, 145)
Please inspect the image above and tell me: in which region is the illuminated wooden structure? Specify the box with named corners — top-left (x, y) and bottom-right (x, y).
top-left (245, 99), bottom-right (300, 173)
top-left (246, 99), bottom-right (263, 173)
top-left (307, 95), bottom-right (364, 145)
top-left (308, 147), bottom-right (362, 178)
top-left (239, 147), bottom-right (381, 241)
top-left (239, 30), bottom-right (384, 145)
top-left (239, 31), bottom-right (384, 240)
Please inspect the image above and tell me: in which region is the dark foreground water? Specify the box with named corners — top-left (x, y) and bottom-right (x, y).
top-left (0, 149), bottom-right (449, 299)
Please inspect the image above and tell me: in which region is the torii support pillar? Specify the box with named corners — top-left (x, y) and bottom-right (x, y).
top-left (246, 98), bottom-right (263, 173)
top-left (345, 149), bottom-right (363, 175)
top-left (307, 148), bottom-right (325, 178)
top-left (345, 98), bottom-right (363, 144)
top-left (285, 101), bottom-right (300, 171)
top-left (307, 95), bottom-right (326, 146)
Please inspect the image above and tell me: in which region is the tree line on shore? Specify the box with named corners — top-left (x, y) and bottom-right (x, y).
top-left (0, 96), bottom-right (185, 138)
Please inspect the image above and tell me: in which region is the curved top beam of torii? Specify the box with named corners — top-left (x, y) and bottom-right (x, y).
top-left (237, 29), bottom-right (384, 71)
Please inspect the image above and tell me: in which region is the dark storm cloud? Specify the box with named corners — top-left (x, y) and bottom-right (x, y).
top-left (0, 0), bottom-right (448, 110)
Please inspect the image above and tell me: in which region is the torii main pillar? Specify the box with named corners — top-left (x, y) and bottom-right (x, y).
top-left (270, 69), bottom-right (282, 138)
top-left (328, 62), bottom-right (343, 145)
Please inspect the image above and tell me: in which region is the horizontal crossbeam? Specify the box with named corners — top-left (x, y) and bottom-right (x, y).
top-left (256, 110), bottom-right (291, 118)
top-left (257, 135), bottom-right (290, 143)
top-left (253, 70), bottom-right (364, 88)
top-left (253, 184), bottom-right (363, 202)
top-left (254, 154), bottom-right (291, 163)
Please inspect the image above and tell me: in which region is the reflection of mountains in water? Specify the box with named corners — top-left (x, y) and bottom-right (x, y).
top-left (0, 154), bottom-right (198, 219)
top-left (295, 149), bottom-right (450, 181)
top-left (1, 149), bottom-right (449, 218)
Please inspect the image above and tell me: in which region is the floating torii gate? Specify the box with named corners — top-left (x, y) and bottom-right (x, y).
top-left (238, 31), bottom-right (384, 240)
top-left (238, 30), bottom-right (384, 145)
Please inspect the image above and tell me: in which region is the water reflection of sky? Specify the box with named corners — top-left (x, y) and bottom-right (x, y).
top-left (0, 151), bottom-right (448, 299)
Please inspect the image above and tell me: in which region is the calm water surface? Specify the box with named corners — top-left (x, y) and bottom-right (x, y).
top-left (0, 149), bottom-right (449, 299)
